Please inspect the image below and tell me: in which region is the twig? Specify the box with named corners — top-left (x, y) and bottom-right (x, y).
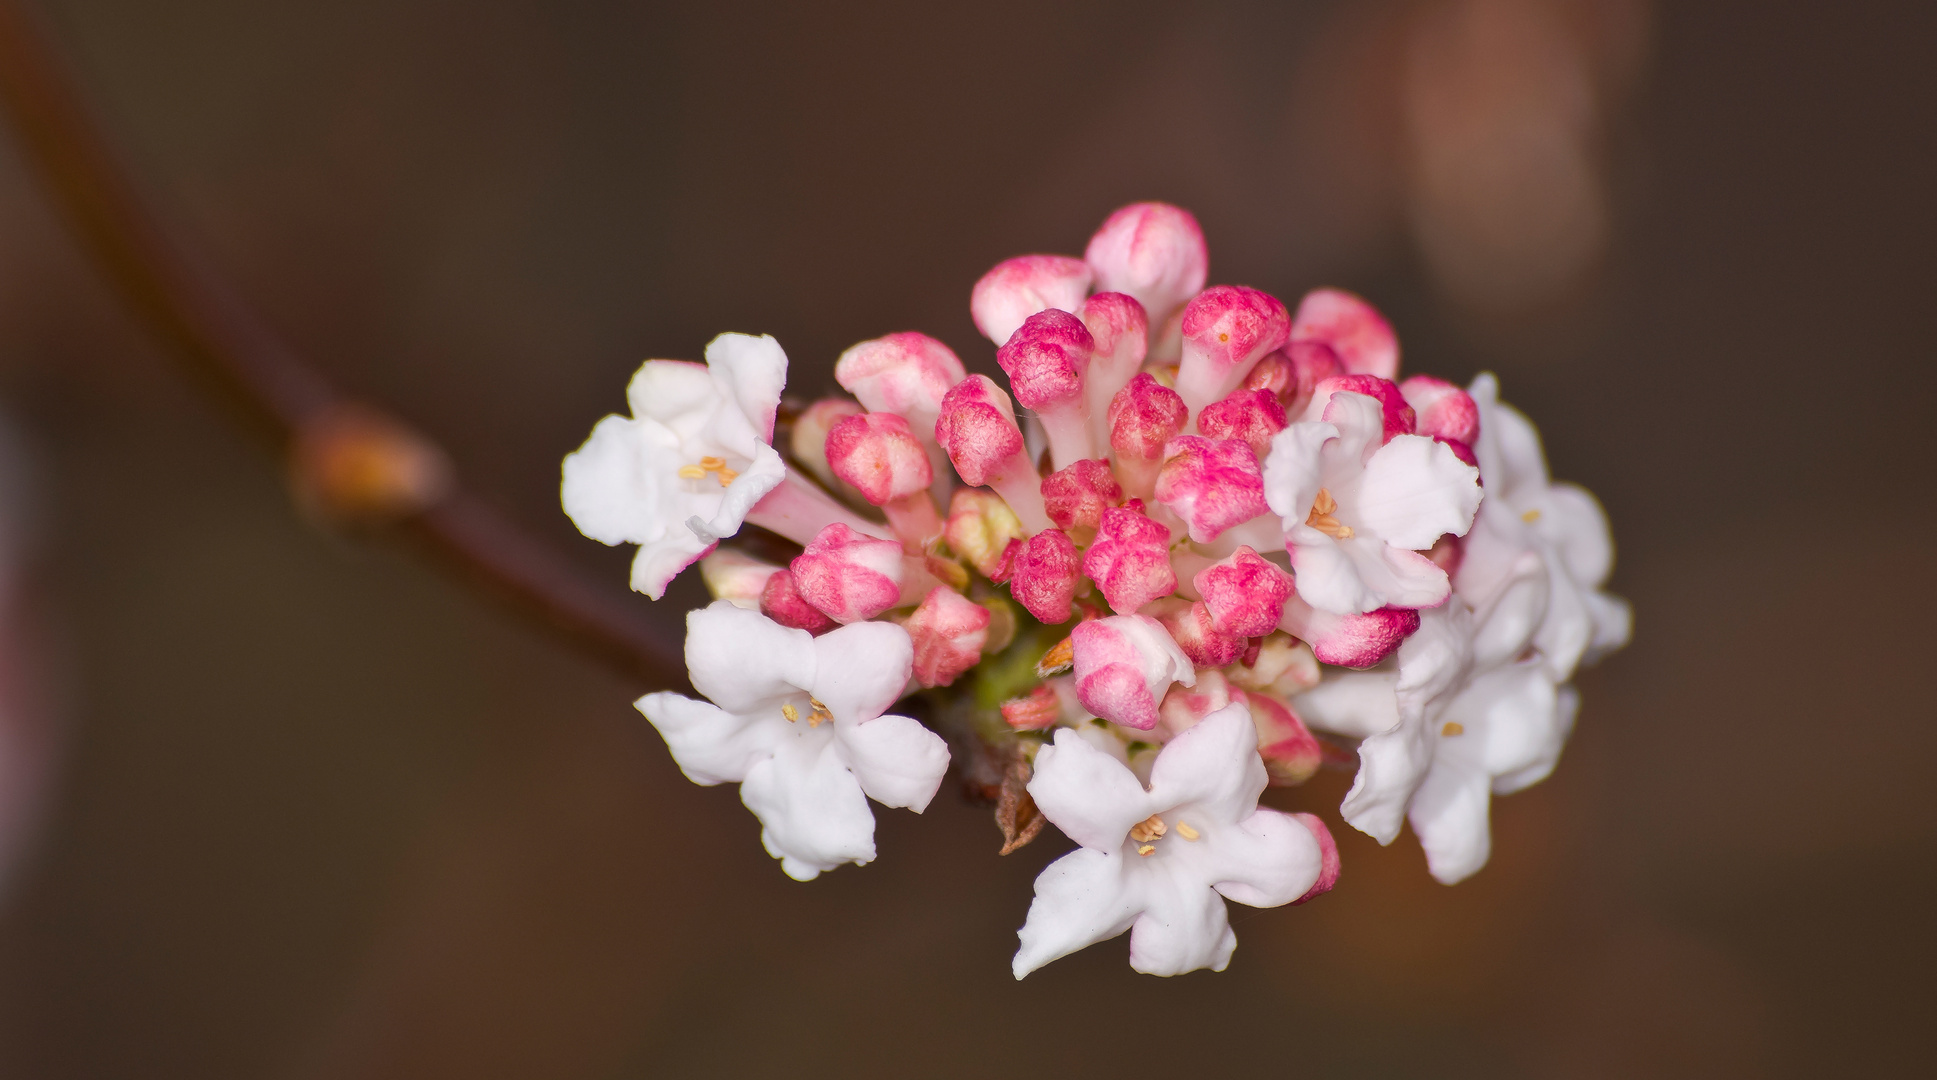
top-left (0, 0), bottom-right (684, 688)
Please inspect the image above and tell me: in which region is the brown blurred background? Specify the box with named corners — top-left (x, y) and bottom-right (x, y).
top-left (0, 0), bottom-right (1929, 1076)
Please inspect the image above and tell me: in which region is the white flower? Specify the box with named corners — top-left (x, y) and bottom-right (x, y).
top-left (1263, 390), bottom-right (1482, 614)
top-left (636, 602), bottom-right (950, 881)
top-left (561, 333), bottom-right (790, 599)
top-left (1013, 705), bottom-right (1337, 978)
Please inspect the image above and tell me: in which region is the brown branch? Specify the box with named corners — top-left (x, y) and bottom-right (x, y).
top-left (0, 0), bottom-right (684, 688)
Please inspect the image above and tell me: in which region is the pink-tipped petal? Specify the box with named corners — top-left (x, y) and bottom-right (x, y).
top-left (1107, 373), bottom-right (1189, 457)
top-left (825, 411), bottom-right (934, 505)
top-left (1157, 667), bottom-right (1232, 737)
top-left (1070, 614), bottom-right (1194, 731)
top-left (1194, 546), bottom-right (1294, 638)
top-left (1398, 374), bottom-right (1481, 445)
top-left (1175, 285), bottom-right (1291, 414)
top-left (971, 254), bottom-right (1092, 346)
top-left (1278, 595), bottom-right (1421, 668)
top-left (759, 568), bottom-right (837, 634)
top-left (1289, 812), bottom-right (1340, 904)
top-left (904, 585), bottom-right (992, 688)
top-left (1082, 503), bottom-right (1177, 613)
top-left (1153, 436), bottom-right (1272, 544)
top-left (1289, 288), bottom-right (1398, 380)
top-left (1040, 458), bottom-right (1125, 533)
top-left (944, 488), bottom-right (1025, 578)
top-left (1238, 689), bottom-right (1321, 786)
top-left (789, 523), bottom-right (906, 624)
top-left (1009, 528), bottom-right (1083, 624)
top-left (789, 396), bottom-right (865, 491)
top-left (1305, 374), bottom-right (1417, 442)
top-left (935, 375), bottom-right (1026, 488)
top-left (833, 332), bottom-right (967, 422)
top-left (1198, 388), bottom-right (1289, 461)
top-left (1083, 202), bottom-right (1208, 329)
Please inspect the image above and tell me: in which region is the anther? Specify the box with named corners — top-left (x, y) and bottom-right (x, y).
top-left (1306, 488), bottom-right (1354, 540)
top-left (782, 702), bottom-right (800, 723)
top-left (699, 456), bottom-right (727, 470)
top-left (1175, 821), bottom-right (1200, 841)
top-left (1441, 721), bottom-right (1465, 736)
top-left (677, 464), bottom-right (708, 480)
top-left (1136, 844), bottom-right (1156, 857)
top-left (1036, 636), bottom-right (1075, 678)
top-left (1129, 814), bottom-right (1168, 843)
top-left (716, 467), bottom-right (738, 486)
top-left (1521, 508), bottom-right (1542, 523)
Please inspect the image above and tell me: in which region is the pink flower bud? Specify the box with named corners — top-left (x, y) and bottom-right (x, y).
top-left (1040, 457), bottom-right (1123, 533)
top-left (1158, 667), bottom-right (1231, 737)
top-left (1240, 350), bottom-right (1294, 402)
top-left (1081, 503), bottom-right (1177, 613)
top-left (970, 254), bottom-right (1092, 346)
top-left (788, 523), bottom-right (906, 624)
top-left (833, 332), bottom-right (967, 422)
top-left (1106, 373), bottom-right (1188, 498)
top-left (1238, 689), bottom-right (1321, 786)
top-left (699, 548), bottom-right (782, 609)
top-left (1176, 285), bottom-right (1291, 415)
top-left (1398, 374), bottom-right (1480, 445)
top-left (1071, 614), bottom-right (1195, 730)
top-left (1149, 597), bottom-right (1247, 667)
top-left (1009, 528), bottom-right (1082, 624)
top-left (1304, 374), bottom-right (1417, 443)
top-left (826, 412), bottom-right (932, 504)
top-left (1153, 436), bottom-right (1271, 544)
top-left (1000, 683), bottom-right (1062, 731)
top-left (997, 308), bottom-right (1097, 469)
top-left (1278, 340), bottom-right (1345, 416)
top-left (788, 396), bottom-right (864, 492)
top-left (1289, 812), bottom-right (1340, 904)
top-left (904, 584), bottom-right (991, 687)
top-left (1080, 292), bottom-right (1149, 447)
top-left (1193, 545), bottom-right (1293, 638)
top-left (1197, 388), bottom-right (1287, 460)
top-left (944, 488), bottom-right (1024, 578)
top-left (935, 375), bottom-right (1052, 533)
top-left (1289, 287), bottom-right (1398, 379)
top-left (1083, 202), bottom-right (1208, 330)
top-left (759, 568), bottom-right (836, 634)
top-left (1278, 594), bottom-right (1420, 668)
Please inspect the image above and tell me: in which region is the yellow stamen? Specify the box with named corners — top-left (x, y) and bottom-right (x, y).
top-left (1441, 721), bottom-right (1465, 736)
top-left (1136, 844), bottom-right (1156, 857)
top-left (715, 467), bottom-right (738, 487)
top-left (698, 456), bottom-right (727, 471)
top-left (1305, 488), bottom-right (1354, 540)
top-left (1129, 814), bottom-right (1168, 843)
top-left (1521, 508), bottom-right (1542, 523)
top-left (1036, 636), bottom-right (1075, 678)
top-left (677, 464), bottom-right (708, 480)
top-left (781, 702), bottom-right (800, 723)
top-left (1175, 821), bottom-right (1200, 841)
top-left (806, 697), bottom-right (833, 727)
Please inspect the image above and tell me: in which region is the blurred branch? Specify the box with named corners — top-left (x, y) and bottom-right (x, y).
top-left (0, 0), bottom-right (683, 688)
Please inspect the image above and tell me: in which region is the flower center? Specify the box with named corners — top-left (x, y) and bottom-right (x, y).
top-left (780, 696), bottom-right (834, 727)
top-left (676, 455), bottom-right (740, 487)
top-left (1305, 488), bottom-right (1354, 540)
top-left (1130, 814), bottom-right (1202, 856)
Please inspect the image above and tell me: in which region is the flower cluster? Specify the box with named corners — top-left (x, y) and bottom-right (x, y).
top-left (563, 202), bottom-right (1628, 976)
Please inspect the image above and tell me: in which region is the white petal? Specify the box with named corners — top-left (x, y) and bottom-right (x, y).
top-left (836, 713), bottom-right (950, 811)
top-left (1340, 604), bottom-right (1472, 844)
top-left (626, 359), bottom-right (719, 431)
top-left (1334, 533), bottom-right (1452, 611)
top-left (1287, 525), bottom-right (1384, 615)
top-left (1146, 706), bottom-right (1268, 830)
top-left (1261, 421), bottom-right (1337, 522)
top-left (740, 731), bottom-right (876, 881)
top-left (1493, 681), bottom-right (1578, 795)
top-left (1341, 719), bottom-right (1436, 845)
top-left (1013, 849), bottom-right (1142, 979)
top-left (1206, 806), bottom-right (1326, 908)
top-left (1468, 550), bottom-right (1549, 669)
top-left (694, 441), bottom-right (787, 543)
top-left (561, 414), bottom-right (678, 545)
top-left (810, 620), bottom-right (915, 724)
top-left (685, 603), bottom-right (817, 714)
top-left (1314, 390), bottom-right (1384, 467)
top-left (704, 332), bottom-right (790, 444)
top-left (1583, 592), bottom-right (1633, 662)
top-left (1467, 374), bottom-right (1550, 500)
top-left (635, 691), bottom-right (785, 786)
top-left (630, 533), bottom-right (712, 601)
top-left (1407, 761), bottom-right (1492, 885)
top-left (1355, 434), bottom-right (1482, 549)
top-left (1126, 871), bottom-right (1238, 976)
top-left (1027, 727), bottom-right (1155, 855)
top-left (1539, 482), bottom-right (1615, 588)
top-left (1294, 671), bottom-right (1398, 739)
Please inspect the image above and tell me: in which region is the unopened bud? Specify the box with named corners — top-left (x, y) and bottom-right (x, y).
top-left (1084, 202), bottom-right (1208, 334)
top-left (834, 332), bottom-right (967, 422)
top-left (1399, 375), bottom-right (1480, 446)
top-left (1158, 668), bottom-right (1232, 738)
top-left (904, 585), bottom-right (991, 688)
top-left (789, 523), bottom-right (906, 624)
top-left (1289, 287), bottom-right (1398, 380)
top-left (825, 411), bottom-right (933, 505)
top-left (789, 396), bottom-right (865, 492)
top-left (970, 254), bottom-right (1092, 346)
top-left (1153, 436), bottom-right (1271, 544)
top-left (1081, 503), bottom-right (1176, 613)
top-left (998, 309), bottom-right (1097, 469)
top-left (699, 548), bottom-right (782, 609)
top-left (1040, 458), bottom-right (1124, 534)
top-left (1000, 683), bottom-right (1063, 731)
top-left (1278, 595), bottom-right (1421, 668)
top-left (1197, 388), bottom-right (1288, 460)
top-left (1106, 373), bottom-right (1188, 499)
top-left (759, 568), bottom-right (837, 634)
top-left (935, 375), bottom-right (1051, 533)
top-left (1193, 545), bottom-right (1293, 638)
top-left (1149, 597), bottom-right (1247, 667)
top-left (1176, 285), bottom-right (1290, 415)
top-left (1303, 374), bottom-right (1417, 443)
top-left (1070, 614), bottom-right (1195, 731)
top-left (1009, 528), bottom-right (1083, 624)
top-left (1239, 689), bottom-right (1321, 786)
top-left (944, 488), bottom-right (1025, 578)
top-left (1080, 292), bottom-right (1149, 447)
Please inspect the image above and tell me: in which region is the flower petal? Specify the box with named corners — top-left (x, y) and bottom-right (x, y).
top-left (703, 332), bottom-right (789, 444)
top-left (1027, 726), bottom-right (1155, 854)
top-left (836, 713), bottom-right (950, 811)
top-left (809, 619), bottom-right (914, 724)
top-left (1293, 671), bottom-right (1399, 738)
top-left (740, 731), bottom-right (877, 881)
top-left (1207, 806), bottom-right (1327, 909)
top-left (1147, 705), bottom-right (1268, 831)
top-left (1127, 871), bottom-right (1238, 976)
top-left (1261, 420), bottom-right (1336, 522)
top-left (634, 691), bottom-right (784, 786)
top-left (1286, 525), bottom-right (1383, 615)
top-left (685, 602), bottom-right (818, 714)
top-left (1405, 760), bottom-right (1491, 886)
top-left (1013, 849), bottom-right (1143, 979)
top-left (1354, 434), bottom-right (1482, 549)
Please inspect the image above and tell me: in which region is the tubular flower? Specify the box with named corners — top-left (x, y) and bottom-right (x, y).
top-left (638, 603), bottom-right (949, 881)
top-left (563, 200), bottom-right (1625, 970)
top-left (1263, 389), bottom-right (1483, 615)
top-left (1014, 707), bottom-right (1336, 977)
top-left (561, 333), bottom-right (789, 599)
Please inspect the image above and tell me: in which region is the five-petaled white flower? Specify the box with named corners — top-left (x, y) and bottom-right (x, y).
top-left (637, 602), bottom-right (950, 881)
top-left (1263, 390), bottom-right (1482, 615)
top-left (1013, 705), bottom-right (1337, 978)
top-left (562, 333), bottom-right (790, 599)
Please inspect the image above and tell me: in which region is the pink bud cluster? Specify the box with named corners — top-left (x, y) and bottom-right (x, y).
top-left (698, 201), bottom-right (1485, 799)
